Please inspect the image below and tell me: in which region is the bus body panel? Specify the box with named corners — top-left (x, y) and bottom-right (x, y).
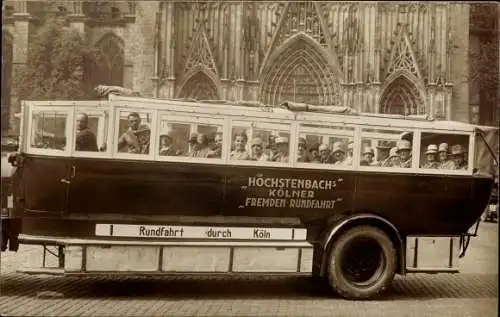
top-left (14, 154), bottom-right (493, 240)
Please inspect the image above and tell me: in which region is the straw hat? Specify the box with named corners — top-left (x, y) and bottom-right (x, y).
top-left (332, 142), bottom-right (345, 154)
top-left (250, 137), bottom-right (263, 147)
top-left (438, 142), bottom-right (449, 153)
top-left (396, 140), bottom-right (411, 151)
top-left (318, 144), bottom-right (329, 152)
top-left (450, 144), bottom-right (465, 156)
top-left (425, 144), bottom-right (438, 155)
top-left (389, 147), bottom-right (398, 158)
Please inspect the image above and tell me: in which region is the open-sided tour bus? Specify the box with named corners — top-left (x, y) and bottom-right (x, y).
top-left (1, 91), bottom-right (498, 300)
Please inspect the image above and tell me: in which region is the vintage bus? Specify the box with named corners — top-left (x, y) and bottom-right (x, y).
top-left (1, 92), bottom-right (498, 300)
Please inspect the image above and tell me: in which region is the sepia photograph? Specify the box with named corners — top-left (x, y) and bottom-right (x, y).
top-left (1, 1), bottom-right (498, 316)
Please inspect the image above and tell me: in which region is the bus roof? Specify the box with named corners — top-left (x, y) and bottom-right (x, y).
top-left (109, 95), bottom-right (497, 134)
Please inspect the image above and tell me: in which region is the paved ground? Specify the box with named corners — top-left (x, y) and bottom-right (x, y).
top-left (0, 222), bottom-right (497, 317)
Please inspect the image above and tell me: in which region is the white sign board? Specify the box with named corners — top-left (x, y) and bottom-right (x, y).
top-left (95, 224), bottom-right (307, 241)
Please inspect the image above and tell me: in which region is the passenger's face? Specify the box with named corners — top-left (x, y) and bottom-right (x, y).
top-left (298, 143), bottom-right (306, 155)
top-left (234, 136), bottom-right (246, 151)
top-left (128, 115), bottom-right (140, 130)
top-left (76, 114), bottom-right (88, 130)
top-left (334, 151), bottom-right (345, 161)
top-left (426, 153), bottom-right (436, 162)
top-left (161, 136), bottom-right (172, 147)
top-left (252, 145), bottom-right (263, 156)
top-left (319, 149), bottom-right (329, 158)
top-left (399, 149), bottom-right (411, 160)
top-left (378, 149), bottom-right (389, 160)
top-left (215, 134), bottom-right (223, 146)
top-left (439, 152), bottom-right (447, 161)
top-left (453, 156), bottom-right (464, 165)
top-left (363, 153), bottom-right (373, 163)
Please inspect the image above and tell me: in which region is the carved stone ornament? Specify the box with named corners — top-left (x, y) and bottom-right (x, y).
top-left (184, 23), bottom-right (219, 76)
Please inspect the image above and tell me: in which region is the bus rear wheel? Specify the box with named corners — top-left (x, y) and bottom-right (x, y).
top-left (326, 225), bottom-right (396, 300)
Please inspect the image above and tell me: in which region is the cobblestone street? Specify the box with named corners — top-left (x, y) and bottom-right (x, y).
top-left (0, 223), bottom-right (497, 317)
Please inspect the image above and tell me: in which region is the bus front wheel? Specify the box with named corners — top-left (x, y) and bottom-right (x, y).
top-left (326, 225), bottom-right (396, 300)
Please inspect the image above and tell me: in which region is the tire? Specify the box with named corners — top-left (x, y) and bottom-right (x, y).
top-left (326, 225), bottom-right (396, 300)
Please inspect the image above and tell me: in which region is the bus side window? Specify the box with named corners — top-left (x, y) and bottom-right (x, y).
top-left (230, 121), bottom-right (290, 162)
top-left (30, 110), bottom-right (68, 151)
top-left (158, 120), bottom-right (190, 157)
top-left (74, 110), bottom-right (109, 152)
top-left (420, 132), bottom-right (470, 170)
top-left (297, 123), bottom-right (354, 166)
top-left (360, 129), bottom-right (413, 168)
top-left (117, 111), bottom-right (152, 155)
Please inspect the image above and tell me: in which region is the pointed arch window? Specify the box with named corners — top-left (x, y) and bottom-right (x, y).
top-left (178, 71), bottom-right (219, 101)
top-left (379, 76), bottom-right (424, 115)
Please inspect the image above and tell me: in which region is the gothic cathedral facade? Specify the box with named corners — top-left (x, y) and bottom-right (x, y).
top-left (2, 2), bottom-right (498, 135)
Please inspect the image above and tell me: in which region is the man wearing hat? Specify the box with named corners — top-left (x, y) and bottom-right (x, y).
top-left (360, 146), bottom-right (376, 166)
top-left (450, 144), bottom-right (467, 170)
top-left (318, 143), bottom-right (332, 164)
top-left (382, 147), bottom-right (400, 167)
top-left (396, 139), bottom-right (412, 168)
top-left (272, 136), bottom-right (289, 163)
top-left (422, 144), bottom-right (439, 169)
top-left (437, 142), bottom-right (455, 169)
top-left (376, 140), bottom-right (391, 165)
top-left (308, 143), bottom-right (321, 163)
top-left (297, 137), bottom-right (310, 162)
top-left (250, 137), bottom-right (270, 161)
top-left (190, 133), bottom-right (211, 158)
top-left (117, 112), bottom-right (151, 154)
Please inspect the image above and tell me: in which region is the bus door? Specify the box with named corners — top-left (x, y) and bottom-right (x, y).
top-left (23, 104), bottom-right (74, 214)
top-left (67, 106), bottom-right (112, 215)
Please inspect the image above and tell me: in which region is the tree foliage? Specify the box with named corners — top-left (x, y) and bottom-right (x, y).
top-left (14, 18), bottom-right (103, 101)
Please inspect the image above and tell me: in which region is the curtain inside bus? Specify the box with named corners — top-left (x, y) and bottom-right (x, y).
top-left (475, 126), bottom-right (499, 179)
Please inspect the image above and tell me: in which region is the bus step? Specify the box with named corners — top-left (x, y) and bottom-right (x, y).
top-left (405, 267), bottom-right (459, 274)
top-left (16, 267), bottom-right (64, 275)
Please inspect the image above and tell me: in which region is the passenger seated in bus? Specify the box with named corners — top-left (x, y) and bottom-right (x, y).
top-left (360, 146), bottom-right (375, 166)
top-left (230, 132), bottom-right (251, 160)
top-left (189, 133), bottom-right (211, 158)
top-left (297, 138), bottom-right (310, 162)
top-left (376, 141), bottom-right (391, 165)
top-left (207, 132), bottom-right (223, 158)
top-left (272, 137), bottom-right (289, 163)
top-left (381, 147), bottom-right (400, 167)
top-left (318, 144), bottom-right (332, 164)
top-left (309, 143), bottom-right (320, 163)
top-left (332, 142), bottom-right (348, 166)
top-left (396, 140), bottom-right (412, 168)
top-left (250, 137), bottom-right (270, 161)
top-left (117, 112), bottom-right (151, 154)
top-left (75, 113), bottom-right (98, 152)
top-left (450, 144), bottom-right (467, 170)
top-left (159, 129), bottom-right (181, 156)
top-left (421, 144), bottom-right (439, 169)
top-left (345, 142), bottom-right (354, 165)
top-left (437, 142), bottom-right (455, 169)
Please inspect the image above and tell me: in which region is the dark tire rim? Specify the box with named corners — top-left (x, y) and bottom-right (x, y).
top-left (339, 236), bottom-right (386, 287)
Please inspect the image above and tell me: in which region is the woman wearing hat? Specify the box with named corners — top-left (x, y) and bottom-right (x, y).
top-left (382, 147), bottom-right (400, 167)
top-left (159, 127), bottom-right (180, 156)
top-left (450, 144), bottom-right (467, 170)
top-left (422, 144), bottom-right (439, 169)
top-left (437, 142), bottom-right (456, 170)
top-left (360, 146), bottom-right (375, 166)
top-left (250, 137), bottom-right (270, 161)
top-left (396, 139), bottom-right (412, 168)
top-left (297, 137), bottom-right (310, 162)
top-left (272, 136), bottom-right (289, 163)
top-left (332, 142), bottom-right (348, 165)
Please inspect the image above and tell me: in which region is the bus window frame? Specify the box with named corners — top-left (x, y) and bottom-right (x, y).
top-left (294, 121), bottom-right (356, 170)
top-left (155, 112), bottom-right (226, 164)
top-left (112, 106), bottom-right (158, 161)
top-left (417, 128), bottom-right (475, 175)
top-left (71, 107), bottom-right (113, 158)
top-left (27, 105), bottom-right (75, 157)
top-left (226, 118), bottom-right (294, 168)
top-left (355, 127), bottom-right (419, 174)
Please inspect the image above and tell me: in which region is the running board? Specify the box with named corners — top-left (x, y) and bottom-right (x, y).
top-left (405, 267), bottom-right (459, 274)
